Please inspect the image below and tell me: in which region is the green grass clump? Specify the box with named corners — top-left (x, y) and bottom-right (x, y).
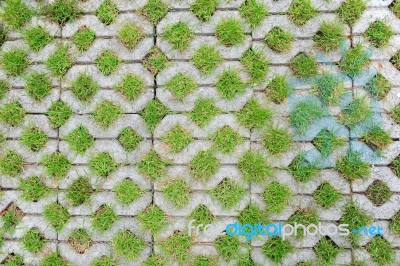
top-left (118, 127), bottom-right (142, 152)
top-left (290, 53), bottom-right (318, 78)
top-left (20, 126), bottom-right (48, 152)
top-left (287, 0), bottom-right (317, 26)
top-left (191, 256), bottom-right (217, 266)
top-left (165, 73), bottom-right (197, 99)
top-left (163, 179), bottom-right (190, 209)
top-left (239, 0), bottom-right (268, 28)
top-left (40, 253), bottom-right (69, 266)
top-left (313, 182), bottom-right (341, 208)
top-left (96, 0), bottom-right (118, 25)
top-left (40, 152), bottom-right (71, 179)
top-left (46, 100), bottom-right (73, 128)
top-left (215, 18), bottom-right (245, 46)
top-left (313, 72), bottom-right (345, 105)
top-left (239, 203), bottom-right (269, 226)
top-left (365, 180), bottom-right (392, 206)
top-left (46, 45), bottom-right (73, 77)
top-left (138, 150), bottom-right (169, 180)
top-left (338, 0), bottom-right (366, 25)
top-left (23, 26), bottom-right (52, 52)
top-left (93, 100), bottom-right (122, 128)
top-left (263, 181), bottom-right (292, 213)
top-left (336, 151), bottom-right (370, 180)
top-left (1, 204), bottom-right (22, 233)
top-left (160, 232), bottom-right (192, 262)
top-left (43, 202), bottom-right (70, 232)
top-left (1, 48), bottom-right (28, 76)
top-left (237, 98), bottom-right (272, 128)
top-left (0, 101), bottom-right (25, 126)
top-left (288, 153), bottom-right (319, 182)
top-left (339, 97), bottom-right (371, 126)
top-left (263, 126), bottom-right (292, 155)
top-left (65, 125), bottom-right (94, 154)
top-left (211, 178), bottom-right (246, 209)
top-left (211, 126), bottom-right (243, 153)
top-left (3, 254), bottom-right (24, 266)
top-left (391, 50), bottom-right (400, 69)
top-left (216, 69), bottom-right (245, 99)
top-left (143, 47), bottom-right (169, 75)
top-left (192, 44), bottom-right (221, 75)
top-left (69, 228), bottom-right (92, 254)
top-left (313, 129), bottom-right (345, 157)
top-left (391, 105), bottom-right (400, 124)
top-left (189, 205), bottom-right (214, 227)
top-left (44, 0), bottom-right (80, 25)
top-left (90, 256), bottom-right (117, 266)
top-left (391, 156), bottom-right (400, 177)
top-left (266, 75), bottom-right (292, 104)
top-left (339, 44), bottom-right (369, 78)
top-left (262, 237), bottom-right (293, 263)
top-left (189, 98), bottom-right (220, 127)
top-left (367, 236), bottom-right (394, 265)
top-left (96, 50), bottom-right (120, 75)
top-left (290, 100), bottom-right (324, 135)
top-left (390, 212), bottom-right (400, 236)
top-left (22, 228), bottom-right (45, 253)
top-left (140, 99), bottom-right (169, 132)
top-left (163, 22), bottom-right (194, 51)
top-left (362, 126), bottom-right (392, 150)
top-left (118, 23), bottom-right (143, 50)
top-left (112, 230), bottom-right (145, 260)
top-left (89, 152), bottom-right (119, 178)
top-left (391, 0), bottom-right (400, 18)
top-left (24, 72), bottom-right (52, 101)
top-left (214, 235), bottom-right (241, 260)
top-left (365, 73), bottom-right (391, 99)
top-left (238, 151), bottom-right (272, 182)
top-left (1, 0), bottom-right (33, 29)
top-left (288, 209), bottom-right (319, 236)
top-left (190, 150), bottom-right (220, 180)
top-left (115, 74), bottom-right (145, 101)
top-left (138, 204), bottom-right (168, 234)
top-left (66, 177), bottom-right (93, 206)
top-left (190, 0), bottom-right (218, 22)
top-left (240, 48), bottom-right (270, 83)
top-left (19, 176), bottom-right (50, 202)
top-left (140, 0), bottom-right (168, 24)
top-left (142, 255), bottom-right (166, 266)
top-left (92, 205), bottom-right (119, 232)
top-left (114, 179), bottom-right (143, 204)
top-left (0, 80), bottom-right (10, 99)
top-left (0, 150), bottom-right (23, 176)
top-left (264, 27), bottom-right (294, 53)
top-left (0, 25), bottom-right (6, 47)
top-left (313, 21), bottom-right (345, 52)
top-left (314, 237), bottom-right (342, 264)
top-left (365, 21), bottom-right (393, 48)
top-left (163, 125), bottom-right (193, 153)
top-left (73, 27), bottom-right (96, 51)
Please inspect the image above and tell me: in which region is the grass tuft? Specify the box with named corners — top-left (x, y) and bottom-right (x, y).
top-left (189, 205), bottom-right (214, 227)
top-left (335, 151), bottom-right (371, 180)
top-left (314, 236), bottom-right (342, 264)
top-left (290, 100), bottom-right (324, 135)
top-left (93, 100), bottom-right (122, 128)
top-left (0, 80), bottom-right (10, 100)
top-left (143, 47), bottom-right (169, 75)
top-left (3, 254), bottom-right (24, 266)
top-left (140, 0), bottom-right (168, 25)
top-left (1, 204), bottom-right (23, 233)
top-left (65, 125), bottom-right (94, 154)
top-left (237, 98), bottom-right (272, 128)
top-left (73, 27), bottom-right (96, 51)
top-left (263, 181), bottom-right (292, 213)
top-left (163, 125), bottom-right (192, 153)
top-left (0, 150), bottom-right (23, 176)
top-left (22, 228), bottom-right (45, 253)
top-left (365, 73), bottom-right (391, 99)
top-left (0, 101), bottom-right (25, 126)
top-left (118, 23), bottom-right (143, 50)
top-left (365, 21), bottom-right (393, 48)
top-left (92, 205), bottom-right (119, 232)
top-left (211, 126), bottom-right (243, 153)
top-left (288, 0), bottom-right (317, 26)
top-left (390, 212), bottom-right (400, 236)
top-left (190, 0), bottom-right (218, 22)
top-left (138, 205), bottom-right (168, 234)
top-left (96, 50), bottom-right (120, 75)
top-left (118, 127), bottom-right (143, 152)
top-left (238, 203), bottom-right (269, 226)
top-left (43, 202), bottom-right (70, 232)
top-left (44, 0), bottom-right (80, 25)
top-left (190, 150), bottom-right (220, 180)
top-left (46, 100), bottom-right (72, 128)
top-left (339, 44), bottom-right (370, 78)
top-left (90, 256), bottom-right (117, 266)
top-left (163, 179), bottom-right (190, 209)
top-left (339, 97), bottom-right (371, 126)
top-left (239, 0), bottom-right (268, 29)
top-left (115, 74), bottom-right (145, 101)
top-left (263, 126), bottom-right (292, 155)
top-left (20, 126), bottom-right (48, 152)
top-left (112, 230), bottom-right (145, 260)
top-left (89, 152), bottom-right (119, 178)
top-left (113, 179), bottom-right (143, 205)
top-left (24, 72), bottom-right (52, 101)
top-left (288, 153), bottom-right (319, 182)
top-left (210, 178), bottom-right (246, 209)
top-left (138, 150), bottom-right (169, 180)
top-left (160, 231), bottom-right (192, 262)
top-left (265, 27), bottom-right (294, 52)
top-left (214, 235), bottom-right (241, 260)
top-left (240, 48), bottom-right (270, 83)
top-left (238, 151), bottom-right (272, 182)
top-left (312, 72), bottom-right (346, 105)
top-left (189, 98), bottom-right (220, 127)
top-left (391, 105), bottom-right (400, 125)
top-left (365, 180), bottom-right (392, 206)
top-left (391, 0), bottom-right (400, 18)
top-left (312, 129), bottom-right (345, 157)
top-left (69, 228), bottom-right (92, 254)
top-left (163, 22), bottom-right (194, 51)
top-left (367, 236), bottom-right (394, 265)
top-left (216, 69), bottom-right (245, 99)
top-left (362, 125), bottom-right (392, 150)
top-left (23, 26), bottom-right (52, 51)
top-left (262, 237), bottom-right (293, 263)
top-left (46, 45), bottom-right (73, 77)
top-left (290, 53), bottom-right (318, 78)
top-left (313, 182), bottom-right (341, 208)
top-left (215, 18), bottom-right (245, 46)
top-left (288, 209), bottom-right (319, 236)
top-left (140, 99), bottom-right (169, 132)
top-left (96, 0), bottom-right (118, 25)
top-left (266, 75), bottom-right (292, 104)
top-left (192, 44), bottom-right (221, 75)
top-left (390, 156), bottom-right (400, 177)
top-left (142, 255), bottom-right (166, 266)
top-left (1, 0), bottom-right (33, 29)
top-left (66, 176), bottom-right (93, 206)
top-left (338, 0), bottom-right (366, 25)
top-left (19, 176), bottom-right (50, 202)
top-left (40, 252), bottom-right (69, 266)
top-left (165, 73), bottom-right (197, 99)
top-left (313, 21), bottom-right (345, 52)
top-left (40, 152), bottom-right (71, 180)
top-left (1, 48), bottom-right (28, 76)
